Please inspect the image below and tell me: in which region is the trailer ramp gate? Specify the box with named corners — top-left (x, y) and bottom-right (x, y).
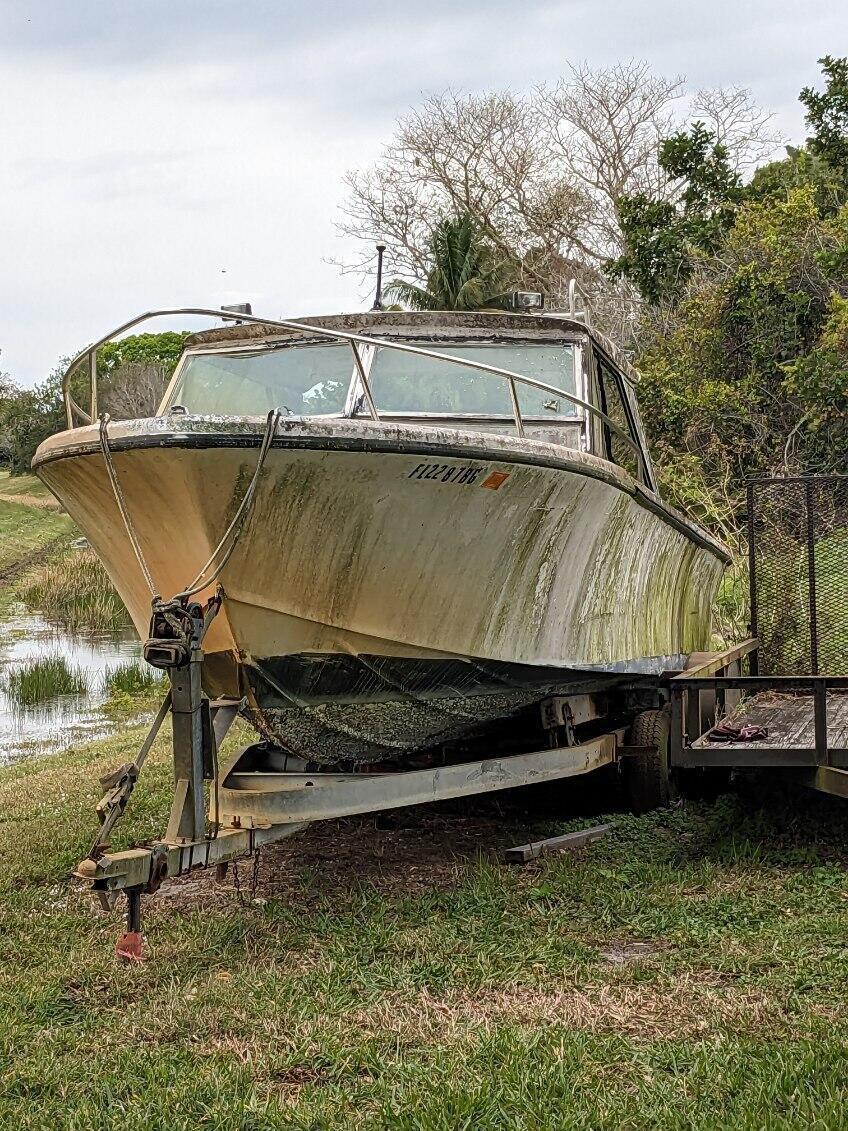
top-left (672, 475), bottom-right (848, 798)
top-left (748, 474), bottom-right (848, 677)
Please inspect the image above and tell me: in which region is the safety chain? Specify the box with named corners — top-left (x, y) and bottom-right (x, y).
top-left (232, 849), bottom-right (261, 906)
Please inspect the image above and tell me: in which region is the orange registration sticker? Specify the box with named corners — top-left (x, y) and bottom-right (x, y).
top-left (480, 471), bottom-right (510, 490)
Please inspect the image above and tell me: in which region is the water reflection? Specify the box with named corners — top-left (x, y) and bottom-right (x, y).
top-left (0, 608), bottom-right (142, 764)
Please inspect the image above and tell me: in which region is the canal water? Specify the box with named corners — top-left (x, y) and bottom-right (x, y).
top-left (0, 609), bottom-right (142, 765)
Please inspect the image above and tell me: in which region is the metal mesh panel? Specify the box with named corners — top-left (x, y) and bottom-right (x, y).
top-left (748, 476), bottom-right (848, 675)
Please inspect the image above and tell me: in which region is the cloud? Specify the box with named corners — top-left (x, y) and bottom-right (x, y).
top-left (0, 0), bottom-right (843, 382)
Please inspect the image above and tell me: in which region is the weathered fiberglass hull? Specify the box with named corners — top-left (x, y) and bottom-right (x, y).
top-left (33, 416), bottom-right (729, 763)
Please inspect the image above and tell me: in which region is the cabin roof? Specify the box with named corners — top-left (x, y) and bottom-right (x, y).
top-left (184, 310), bottom-right (640, 384)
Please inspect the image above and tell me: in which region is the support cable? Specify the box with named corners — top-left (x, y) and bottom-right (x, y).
top-left (99, 408), bottom-right (281, 606)
top-left (174, 408), bottom-right (282, 600)
top-left (92, 408), bottom-right (281, 857)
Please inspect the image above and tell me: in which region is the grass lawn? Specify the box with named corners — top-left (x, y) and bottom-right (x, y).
top-left (0, 498), bottom-right (75, 581)
top-left (0, 489), bottom-right (129, 630)
top-left (2, 722), bottom-right (848, 1129)
top-left (0, 469), bottom-right (53, 501)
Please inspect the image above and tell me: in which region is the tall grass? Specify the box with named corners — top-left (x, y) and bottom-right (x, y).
top-left (19, 549), bottom-right (131, 633)
top-left (104, 660), bottom-right (164, 697)
top-left (5, 655), bottom-right (88, 705)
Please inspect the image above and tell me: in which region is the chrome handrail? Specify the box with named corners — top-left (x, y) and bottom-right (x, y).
top-left (61, 307), bottom-right (641, 456)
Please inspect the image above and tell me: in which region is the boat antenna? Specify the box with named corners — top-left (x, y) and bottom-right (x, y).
top-left (371, 242), bottom-right (386, 311)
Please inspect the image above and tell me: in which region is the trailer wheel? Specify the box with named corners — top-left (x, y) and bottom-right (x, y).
top-left (622, 709), bottom-right (671, 814)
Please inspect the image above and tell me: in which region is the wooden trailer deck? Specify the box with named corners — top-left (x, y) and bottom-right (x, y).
top-left (669, 640), bottom-right (848, 799)
top-left (688, 691), bottom-right (848, 766)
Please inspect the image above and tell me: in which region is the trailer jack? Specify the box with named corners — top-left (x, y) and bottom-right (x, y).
top-left (115, 887), bottom-right (144, 962)
top-left (77, 589), bottom-right (253, 960)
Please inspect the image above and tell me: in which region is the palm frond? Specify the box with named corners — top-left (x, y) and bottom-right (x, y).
top-left (383, 279), bottom-right (442, 311)
top-left (387, 212), bottom-right (522, 311)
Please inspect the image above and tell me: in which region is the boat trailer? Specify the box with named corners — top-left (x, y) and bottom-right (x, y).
top-left (79, 589), bottom-right (628, 956)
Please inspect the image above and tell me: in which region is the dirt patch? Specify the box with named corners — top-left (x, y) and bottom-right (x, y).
top-left (353, 973), bottom-right (794, 1042)
top-left (0, 492), bottom-right (61, 511)
top-left (598, 941), bottom-right (661, 965)
top-left (159, 804), bottom-right (541, 910)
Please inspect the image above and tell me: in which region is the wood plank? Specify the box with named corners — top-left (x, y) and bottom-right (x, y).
top-left (674, 639), bottom-right (758, 680)
top-left (503, 824), bottom-right (611, 864)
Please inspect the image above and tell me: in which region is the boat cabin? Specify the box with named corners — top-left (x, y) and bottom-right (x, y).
top-left (160, 311), bottom-right (656, 491)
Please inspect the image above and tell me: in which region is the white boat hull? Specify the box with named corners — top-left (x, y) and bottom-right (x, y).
top-left (34, 417), bottom-right (728, 762)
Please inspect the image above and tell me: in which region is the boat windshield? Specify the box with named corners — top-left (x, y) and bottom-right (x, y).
top-left (165, 338), bottom-right (579, 420)
top-left (167, 345), bottom-right (352, 415)
top-left (366, 342), bottom-right (578, 416)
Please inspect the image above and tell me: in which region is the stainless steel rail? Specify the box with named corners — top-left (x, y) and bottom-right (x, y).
top-left (61, 306), bottom-right (643, 456)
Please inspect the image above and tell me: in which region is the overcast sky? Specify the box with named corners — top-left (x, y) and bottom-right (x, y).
top-left (1, 0), bottom-right (844, 384)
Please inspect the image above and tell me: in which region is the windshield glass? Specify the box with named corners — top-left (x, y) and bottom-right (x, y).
top-left (167, 345), bottom-right (352, 415)
top-left (366, 342), bottom-right (578, 416)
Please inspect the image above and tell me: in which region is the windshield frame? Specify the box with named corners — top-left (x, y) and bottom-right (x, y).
top-left (356, 335), bottom-right (584, 422)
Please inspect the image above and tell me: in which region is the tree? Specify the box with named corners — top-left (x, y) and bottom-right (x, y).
top-left (384, 214), bottom-right (519, 311)
top-left (612, 59), bottom-right (848, 532)
top-left (98, 331), bottom-right (189, 419)
top-left (748, 145), bottom-right (846, 214)
top-left (535, 61), bottom-right (686, 262)
top-left (801, 56), bottom-right (848, 177)
top-left (340, 88), bottom-right (594, 303)
top-left (635, 185), bottom-right (848, 528)
top-left (0, 331), bottom-right (190, 475)
top-left (0, 372), bottom-right (67, 475)
top-left (609, 123), bottom-right (744, 303)
top-left (783, 293), bottom-right (848, 466)
top-left (688, 86), bottom-right (781, 173)
top-left (750, 59), bottom-right (848, 217)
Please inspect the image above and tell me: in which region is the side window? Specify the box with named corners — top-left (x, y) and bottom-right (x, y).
top-left (595, 354), bottom-right (642, 482)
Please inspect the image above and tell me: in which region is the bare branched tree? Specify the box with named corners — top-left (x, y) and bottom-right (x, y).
top-left (689, 86), bottom-right (783, 172)
top-left (339, 90), bottom-right (596, 301)
top-left (536, 60), bottom-right (685, 258)
top-left (100, 362), bottom-right (170, 419)
top-left (337, 61), bottom-right (779, 338)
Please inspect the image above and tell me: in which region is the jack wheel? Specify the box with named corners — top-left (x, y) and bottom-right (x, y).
top-left (622, 708), bottom-right (672, 814)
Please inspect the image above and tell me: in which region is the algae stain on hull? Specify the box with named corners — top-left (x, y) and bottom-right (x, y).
top-left (36, 437), bottom-right (727, 676)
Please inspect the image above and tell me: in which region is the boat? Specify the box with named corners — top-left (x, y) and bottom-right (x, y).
top-left (33, 297), bottom-right (730, 765)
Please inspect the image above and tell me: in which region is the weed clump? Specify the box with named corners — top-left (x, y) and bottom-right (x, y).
top-left (104, 661), bottom-right (164, 697)
top-left (5, 655), bottom-right (88, 705)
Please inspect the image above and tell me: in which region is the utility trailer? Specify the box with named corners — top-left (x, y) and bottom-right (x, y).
top-left (77, 473), bottom-right (846, 953)
top-left (669, 474), bottom-right (848, 799)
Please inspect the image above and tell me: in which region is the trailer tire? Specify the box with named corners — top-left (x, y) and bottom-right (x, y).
top-left (622, 709), bottom-right (671, 814)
